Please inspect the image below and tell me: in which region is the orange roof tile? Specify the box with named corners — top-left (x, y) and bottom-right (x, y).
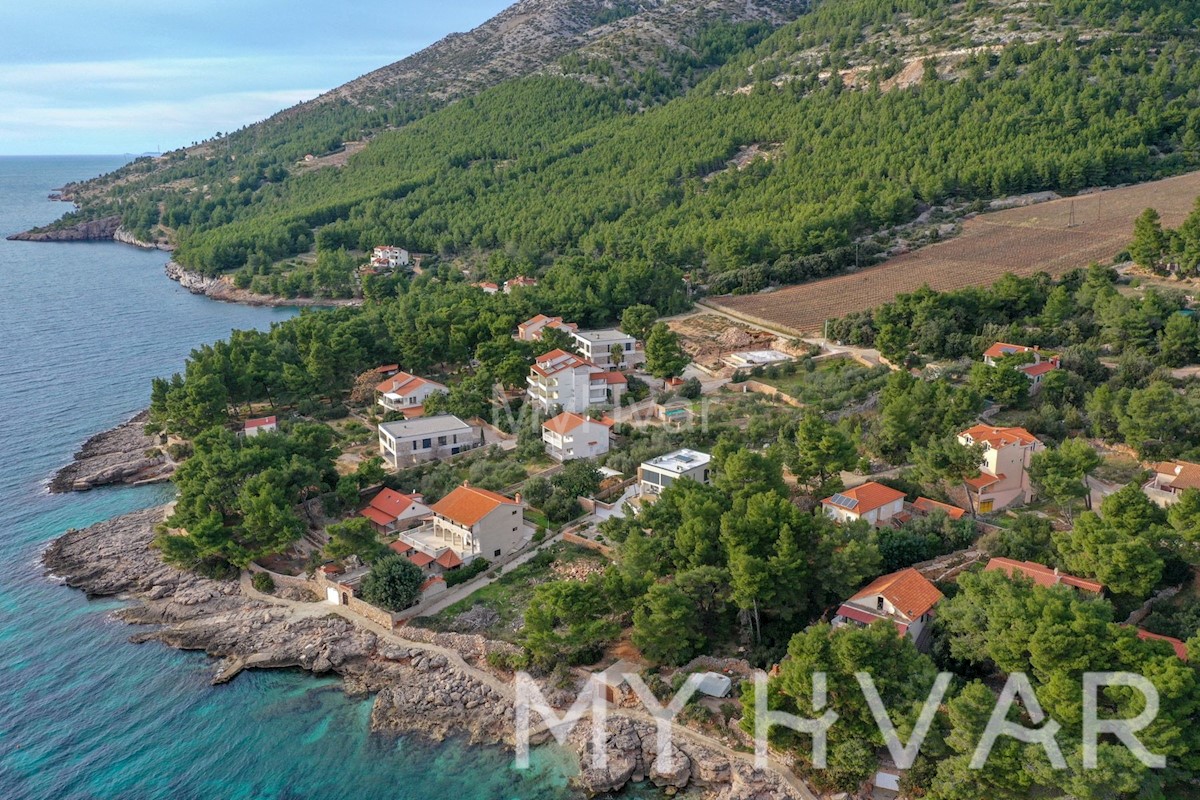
top-left (375, 372), bottom-right (446, 397)
top-left (435, 550), bottom-right (463, 569)
top-left (851, 568), bottom-right (944, 620)
top-left (1152, 460), bottom-right (1200, 492)
top-left (912, 497), bottom-right (967, 520)
top-left (984, 558), bottom-right (1103, 593)
top-left (245, 415), bottom-right (276, 429)
top-left (1020, 361), bottom-right (1058, 377)
top-left (368, 488), bottom-right (422, 519)
top-left (544, 412), bottom-right (589, 435)
top-left (408, 552), bottom-right (434, 567)
top-left (1135, 629), bottom-right (1188, 660)
top-left (361, 507), bottom-right (395, 527)
top-left (964, 472), bottom-right (1004, 490)
top-left (431, 485), bottom-right (519, 527)
top-left (822, 482), bottom-right (905, 515)
top-left (959, 425), bottom-right (1040, 449)
top-left (388, 540), bottom-right (414, 555)
top-left (420, 575), bottom-right (446, 592)
top-left (983, 342), bottom-right (1036, 359)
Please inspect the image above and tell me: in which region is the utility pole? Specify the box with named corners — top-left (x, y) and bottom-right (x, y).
top-left (1068, 200), bottom-right (1076, 228)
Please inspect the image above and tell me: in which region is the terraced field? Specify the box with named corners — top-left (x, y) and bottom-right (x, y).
top-left (711, 170), bottom-right (1200, 335)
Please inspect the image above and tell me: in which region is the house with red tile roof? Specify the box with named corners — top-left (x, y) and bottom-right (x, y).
top-left (392, 484), bottom-right (527, 567)
top-left (527, 349), bottom-right (625, 414)
top-left (982, 342), bottom-right (1060, 390)
top-left (542, 411), bottom-right (613, 461)
top-left (984, 557), bottom-right (1104, 594)
top-left (822, 482), bottom-right (907, 526)
top-left (911, 497), bottom-right (967, 520)
top-left (375, 371), bottom-right (449, 416)
top-left (474, 281), bottom-right (500, 294)
top-left (503, 275), bottom-right (538, 293)
top-left (243, 415), bottom-right (277, 437)
top-left (957, 425), bottom-right (1044, 512)
top-left (833, 568), bottom-right (944, 648)
top-left (359, 488), bottom-right (430, 534)
top-left (1144, 459), bottom-right (1200, 507)
top-left (1134, 629), bottom-right (1188, 660)
top-left (516, 314), bottom-right (577, 341)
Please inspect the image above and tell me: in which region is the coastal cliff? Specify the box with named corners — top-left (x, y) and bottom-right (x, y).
top-left (48, 410), bottom-right (174, 493)
top-left (7, 215), bottom-right (121, 242)
top-left (164, 260), bottom-right (361, 308)
top-left (44, 509), bottom-right (808, 800)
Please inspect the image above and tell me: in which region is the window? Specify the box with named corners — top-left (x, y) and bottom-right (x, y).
top-left (494, 549), bottom-right (502, 557)
top-left (876, 596), bottom-right (885, 611)
top-left (421, 438), bottom-right (431, 449)
top-left (437, 435), bottom-right (447, 446)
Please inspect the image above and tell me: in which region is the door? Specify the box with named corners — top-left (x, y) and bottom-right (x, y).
top-left (979, 499), bottom-right (994, 514)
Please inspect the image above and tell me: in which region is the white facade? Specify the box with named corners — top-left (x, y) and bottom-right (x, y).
top-left (378, 415), bottom-right (479, 468)
top-left (571, 329), bottom-right (644, 370)
top-left (957, 425), bottom-right (1044, 512)
top-left (542, 413), bottom-right (612, 461)
top-left (638, 449), bottom-right (711, 495)
top-left (371, 245), bottom-right (410, 269)
top-left (821, 483), bottom-right (907, 526)
top-left (376, 373), bottom-right (448, 414)
top-left (527, 350), bottom-right (623, 414)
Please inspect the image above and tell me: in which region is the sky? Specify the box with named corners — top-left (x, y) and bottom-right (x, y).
top-left (0, 0), bottom-right (513, 155)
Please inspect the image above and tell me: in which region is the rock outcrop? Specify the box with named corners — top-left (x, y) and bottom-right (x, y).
top-left (163, 260), bottom-right (362, 308)
top-left (44, 506), bottom-right (810, 800)
top-left (113, 226), bottom-right (174, 251)
top-left (48, 410), bottom-right (173, 493)
top-left (7, 215), bottom-right (121, 242)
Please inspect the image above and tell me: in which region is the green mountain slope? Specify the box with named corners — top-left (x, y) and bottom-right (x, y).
top-left (47, 0), bottom-right (1200, 294)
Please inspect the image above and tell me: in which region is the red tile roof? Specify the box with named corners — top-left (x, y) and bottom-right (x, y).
top-left (408, 552), bottom-right (434, 567)
top-left (850, 568), bottom-right (944, 620)
top-left (959, 425), bottom-right (1040, 449)
top-left (435, 550), bottom-right (463, 569)
top-left (984, 342), bottom-right (1036, 359)
top-left (963, 472), bottom-right (1004, 490)
top-left (544, 412), bottom-right (589, 435)
top-left (984, 558), bottom-right (1104, 593)
top-left (420, 575), bottom-right (446, 592)
top-left (375, 372), bottom-right (446, 397)
top-left (912, 497), bottom-right (967, 519)
top-left (377, 364), bottom-right (399, 373)
top-left (822, 482), bottom-right (906, 515)
top-left (368, 488), bottom-right (422, 519)
top-left (431, 485), bottom-right (519, 527)
top-left (388, 540), bottom-right (414, 555)
top-left (597, 371), bottom-right (627, 385)
top-left (1152, 460), bottom-right (1200, 492)
top-left (245, 415), bottom-right (277, 429)
top-left (1020, 361), bottom-right (1058, 377)
top-left (1136, 629), bottom-right (1188, 660)
top-left (361, 507), bottom-right (395, 527)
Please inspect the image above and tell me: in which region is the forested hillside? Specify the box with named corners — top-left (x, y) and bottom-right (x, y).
top-left (42, 0), bottom-right (1200, 291)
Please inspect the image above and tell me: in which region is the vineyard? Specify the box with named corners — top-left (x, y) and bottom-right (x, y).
top-left (711, 170), bottom-right (1200, 335)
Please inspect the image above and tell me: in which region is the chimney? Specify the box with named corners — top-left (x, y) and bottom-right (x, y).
top-left (514, 492), bottom-right (523, 506)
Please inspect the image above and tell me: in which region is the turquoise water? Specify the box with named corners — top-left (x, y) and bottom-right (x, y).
top-left (0, 157), bottom-right (593, 799)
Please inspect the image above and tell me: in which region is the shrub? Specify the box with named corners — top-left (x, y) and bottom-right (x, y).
top-left (445, 558), bottom-right (491, 587)
top-left (252, 572), bottom-right (276, 594)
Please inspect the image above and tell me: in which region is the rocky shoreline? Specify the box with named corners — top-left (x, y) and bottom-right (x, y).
top-left (48, 410), bottom-right (174, 493)
top-left (164, 260), bottom-right (361, 308)
top-left (43, 507), bottom-right (810, 800)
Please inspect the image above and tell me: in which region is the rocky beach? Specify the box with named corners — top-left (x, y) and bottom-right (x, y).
top-left (48, 410), bottom-right (174, 493)
top-left (43, 508), bottom-right (809, 800)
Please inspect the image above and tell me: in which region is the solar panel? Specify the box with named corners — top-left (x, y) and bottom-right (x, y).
top-left (829, 493), bottom-right (858, 509)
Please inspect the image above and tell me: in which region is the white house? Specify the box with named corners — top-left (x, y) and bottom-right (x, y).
top-left (542, 412), bottom-right (612, 461)
top-left (393, 484), bottom-right (526, 564)
top-left (1144, 459), bottom-right (1200, 507)
top-left (957, 424), bottom-right (1044, 512)
top-left (527, 349), bottom-right (625, 414)
top-left (243, 415), bottom-right (277, 437)
top-left (359, 488), bottom-right (430, 534)
top-left (371, 245), bottom-right (410, 270)
top-left (638, 449), bottom-right (711, 495)
top-left (376, 372), bottom-right (448, 416)
top-left (378, 415), bottom-right (479, 468)
top-left (516, 314), bottom-right (577, 341)
top-left (821, 482), bottom-right (906, 526)
top-left (982, 342), bottom-right (1060, 389)
top-left (570, 328), bottom-right (644, 370)
top-left (832, 567), bottom-right (944, 648)
top-left (503, 275), bottom-right (538, 293)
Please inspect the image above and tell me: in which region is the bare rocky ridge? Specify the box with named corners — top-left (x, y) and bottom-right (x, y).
top-left (48, 410), bottom-right (173, 493)
top-left (44, 507), bottom-right (809, 799)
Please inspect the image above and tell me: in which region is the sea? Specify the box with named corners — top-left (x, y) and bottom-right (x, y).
top-left (0, 156), bottom-right (597, 800)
